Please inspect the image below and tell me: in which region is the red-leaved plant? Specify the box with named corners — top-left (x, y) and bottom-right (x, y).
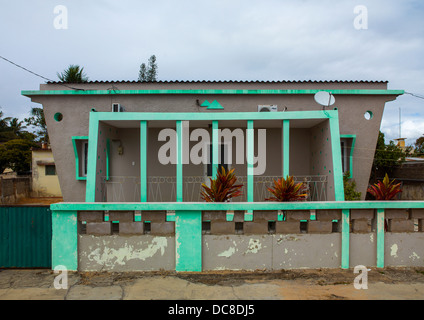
top-left (200, 167), bottom-right (243, 202)
top-left (367, 173), bottom-right (402, 200)
top-left (265, 176), bottom-right (307, 202)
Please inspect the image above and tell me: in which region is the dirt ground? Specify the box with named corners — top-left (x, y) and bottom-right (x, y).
top-left (1, 267), bottom-right (424, 300)
top-left (14, 197), bottom-right (63, 205)
top-left (77, 267), bottom-right (424, 287)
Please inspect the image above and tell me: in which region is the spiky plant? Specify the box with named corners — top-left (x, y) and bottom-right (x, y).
top-left (367, 173), bottom-right (402, 200)
top-left (200, 167), bottom-right (243, 202)
top-left (265, 176), bottom-right (307, 202)
top-left (57, 65), bottom-right (88, 83)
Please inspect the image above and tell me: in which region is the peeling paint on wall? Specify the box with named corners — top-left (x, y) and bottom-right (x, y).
top-left (86, 236), bottom-right (168, 268)
top-left (409, 252), bottom-right (420, 261)
top-left (218, 247), bottom-right (236, 258)
top-left (390, 244), bottom-right (398, 258)
top-left (245, 239), bottom-right (262, 254)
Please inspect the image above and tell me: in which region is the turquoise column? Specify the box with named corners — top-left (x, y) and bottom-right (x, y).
top-left (212, 120), bottom-right (219, 177)
top-left (85, 114), bottom-right (99, 202)
top-left (341, 209), bottom-right (350, 269)
top-left (174, 121), bottom-right (202, 271)
top-left (376, 209), bottom-right (385, 268)
top-left (51, 211), bottom-right (78, 271)
top-left (175, 210), bottom-right (202, 272)
top-left (329, 114), bottom-right (345, 201)
top-left (283, 120), bottom-right (290, 177)
top-left (246, 120), bottom-right (254, 221)
top-left (176, 121), bottom-right (183, 202)
top-left (140, 121), bottom-right (147, 202)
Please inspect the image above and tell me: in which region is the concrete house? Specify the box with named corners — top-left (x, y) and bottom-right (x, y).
top-left (22, 80), bottom-right (424, 272)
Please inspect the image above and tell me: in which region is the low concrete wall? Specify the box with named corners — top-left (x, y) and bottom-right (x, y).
top-left (75, 208), bottom-right (424, 271)
top-left (0, 177), bottom-right (31, 204)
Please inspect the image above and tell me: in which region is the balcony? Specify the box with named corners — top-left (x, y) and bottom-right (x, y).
top-left (101, 175), bottom-right (328, 202)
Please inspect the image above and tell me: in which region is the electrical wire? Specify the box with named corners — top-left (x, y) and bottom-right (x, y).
top-left (0, 54), bottom-right (84, 91)
top-left (405, 92), bottom-right (424, 100)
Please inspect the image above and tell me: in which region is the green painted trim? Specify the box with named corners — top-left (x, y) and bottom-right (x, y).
top-left (200, 100), bottom-right (210, 107)
top-left (245, 121), bottom-right (254, 220)
top-left (86, 115), bottom-right (99, 202)
top-left (376, 209), bottom-right (385, 268)
top-left (140, 121), bottom-right (147, 202)
top-left (106, 138), bottom-right (110, 181)
top-left (140, 121), bottom-right (147, 201)
top-left (51, 201), bottom-right (424, 212)
top-left (51, 210), bottom-right (78, 271)
top-left (175, 210), bottom-right (202, 272)
top-left (212, 121), bottom-right (219, 177)
top-left (87, 110), bottom-right (337, 122)
top-left (176, 121), bottom-right (183, 202)
top-left (22, 89), bottom-right (405, 96)
top-left (207, 100), bottom-right (224, 110)
top-left (283, 120), bottom-right (290, 177)
top-left (71, 136), bottom-right (88, 181)
top-left (340, 134), bottom-right (356, 179)
top-left (341, 209), bottom-right (350, 269)
top-left (329, 116), bottom-right (345, 201)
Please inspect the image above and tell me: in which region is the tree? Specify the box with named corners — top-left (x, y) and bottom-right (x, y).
top-left (24, 107), bottom-right (49, 143)
top-left (138, 63), bottom-right (147, 81)
top-left (343, 172), bottom-right (361, 200)
top-left (8, 118), bottom-right (27, 138)
top-left (57, 65), bottom-right (88, 83)
top-left (138, 55), bottom-right (158, 81)
top-left (0, 139), bottom-right (37, 174)
top-left (413, 136), bottom-right (424, 157)
top-left (370, 131), bottom-right (408, 181)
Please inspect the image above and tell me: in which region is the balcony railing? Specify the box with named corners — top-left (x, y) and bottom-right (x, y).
top-left (101, 175), bottom-right (328, 202)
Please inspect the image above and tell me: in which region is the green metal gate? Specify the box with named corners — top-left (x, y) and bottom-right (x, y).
top-left (0, 206), bottom-right (52, 268)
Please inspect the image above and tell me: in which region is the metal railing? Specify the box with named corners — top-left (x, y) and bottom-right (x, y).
top-left (101, 175), bottom-right (328, 202)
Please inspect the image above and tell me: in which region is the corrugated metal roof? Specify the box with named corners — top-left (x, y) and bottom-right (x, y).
top-left (46, 79), bottom-right (389, 84)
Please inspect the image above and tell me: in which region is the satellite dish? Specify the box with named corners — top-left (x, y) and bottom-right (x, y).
top-left (314, 91), bottom-right (335, 107)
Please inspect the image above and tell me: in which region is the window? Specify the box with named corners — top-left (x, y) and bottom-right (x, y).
top-left (45, 165), bottom-right (56, 176)
top-left (340, 135), bottom-right (356, 177)
top-left (82, 142), bottom-right (88, 177)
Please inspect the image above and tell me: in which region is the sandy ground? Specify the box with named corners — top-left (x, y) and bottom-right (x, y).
top-left (1, 267), bottom-right (424, 301)
top-left (14, 197), bottom-right (63, 205)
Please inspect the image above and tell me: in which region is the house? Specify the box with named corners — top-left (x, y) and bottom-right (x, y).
top-left (31, 146), bottom-right (62, 198)
top-left (22, 80), bottom-right (424, 273)
top-left (23, 80), bottom-right (401, 203)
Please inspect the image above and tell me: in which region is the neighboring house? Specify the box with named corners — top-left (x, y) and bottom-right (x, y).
top-left (22, 80), bottom-right (403, 203)
top-left (31, 146), bottom-right (62, 198)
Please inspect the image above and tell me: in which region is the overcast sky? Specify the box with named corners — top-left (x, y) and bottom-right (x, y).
top-left (0, 0), bottom-right (423, 144)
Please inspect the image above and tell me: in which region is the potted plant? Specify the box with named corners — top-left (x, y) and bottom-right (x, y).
top-left (367, 173), bottom-right (402, 200)
top-left (265, 176), bottom-right (308, 222)
top-left (201, 167), bottom-right (243, 202)
top-left (200, 167), bottom-right (243, 222)
top-left (367, 173), bottom-right (404, 231)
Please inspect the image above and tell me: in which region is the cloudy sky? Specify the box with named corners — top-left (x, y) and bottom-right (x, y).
top-left (0, 0), bottom-right (423, 144)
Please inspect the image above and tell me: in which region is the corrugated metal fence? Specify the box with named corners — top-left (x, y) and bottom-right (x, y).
top-left (0, 206), bottom-right (52, 268)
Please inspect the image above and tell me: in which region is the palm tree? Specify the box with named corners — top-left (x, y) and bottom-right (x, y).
top-left (24, 107), bottom-right (49, 143)
top-left (8, 118), bottom-right (27, 137)
top-left (57, 65), bottom-right (89, 83)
